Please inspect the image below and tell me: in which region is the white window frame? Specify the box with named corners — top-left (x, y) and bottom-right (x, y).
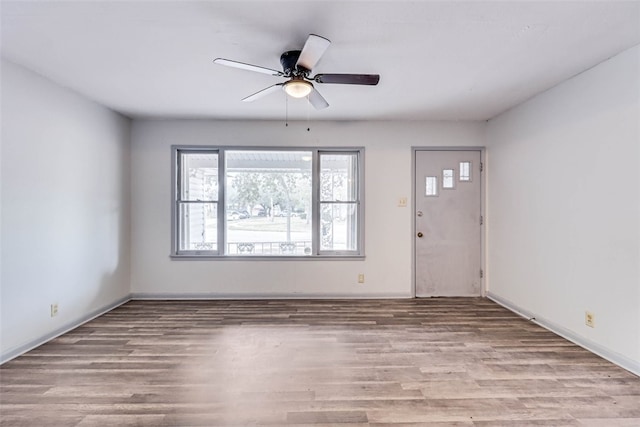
top-left (171, 146), bottom-right (365, 259)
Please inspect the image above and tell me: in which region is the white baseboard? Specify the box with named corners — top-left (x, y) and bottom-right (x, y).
top-left (130, 292), bottom-right (413, 300)
top-left (1, 296), bottom-right (131, 365)
top-left (487, 292), bottom-right (640, 377)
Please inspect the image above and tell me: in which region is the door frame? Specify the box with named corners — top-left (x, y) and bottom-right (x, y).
top-left (411, 147), bottom-right (487, 298)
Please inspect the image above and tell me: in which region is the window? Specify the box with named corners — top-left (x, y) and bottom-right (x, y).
top-left (176, 151), bottom-right (219, 253)
top-left (320, 153), bottom-right (360, 253)
top-left (425, 176), bottom-right (438, 196)
top-left (442, 168), bottom-right (455, 189)
top-left (173, 147), bottom-right (364, 258)
top-left (225, 150), bottom-right (312, 256)
top-left (459, 161), bottom-right (471, 182)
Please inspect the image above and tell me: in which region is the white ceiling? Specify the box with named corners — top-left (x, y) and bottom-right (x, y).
top-left (2, 1), bottom-right (639, 121)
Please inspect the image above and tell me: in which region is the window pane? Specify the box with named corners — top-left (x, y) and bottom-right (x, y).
top-left (443, 169), bottom-right (455, 189)
top-left (425, 176), bottom-right (438, 196)
top-left (225, 150), bottom-right (312, 256)
top-left (321, 203), bottom-right (358, 251)
top-left (178, 202), bottom-right (217, 251)
top-left (320, 153), bottom-right (358, 202)
top-left (459, 161), bottom-right (471, 181)
top-left (180, 152), bottom-right (218, 201)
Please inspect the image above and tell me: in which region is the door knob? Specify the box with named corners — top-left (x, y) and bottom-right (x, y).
top-left (417, 232), bottom-right (423, 238)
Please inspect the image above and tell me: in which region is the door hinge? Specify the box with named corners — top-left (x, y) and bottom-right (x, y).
top-left (480, 269), bottom-right (484, 279)
top-left (480, 215), bottom-right (484, 225)
top-left (480, 162), bottom-right (484, 172)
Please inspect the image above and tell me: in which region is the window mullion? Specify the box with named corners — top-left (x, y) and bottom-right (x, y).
top-left (312, 149), bottom-right (320, 256)
top-left (218, 149), bottom-right (226, 255)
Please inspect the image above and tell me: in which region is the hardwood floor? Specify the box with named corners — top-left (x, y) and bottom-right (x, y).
top-left (1, 298), bottom-right (639, 426)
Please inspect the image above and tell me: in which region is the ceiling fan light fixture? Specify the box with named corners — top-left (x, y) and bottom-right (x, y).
top-left (284, 80), bottom-right (313, 98)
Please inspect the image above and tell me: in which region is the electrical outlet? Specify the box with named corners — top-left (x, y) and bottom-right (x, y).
top-left (398, 197), bottom-right (407, 207)
top-left (585, 311), bottom-right (595, 328)
top-left (358, 274), bottom-right (365, 284)
top-left (50, 303), bottom-right (59, 318)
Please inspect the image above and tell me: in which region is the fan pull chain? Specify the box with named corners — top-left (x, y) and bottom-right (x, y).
top-left (306, 94), bottom-right (311, 132)
top-left (285, 94), bottom-right (289, 127)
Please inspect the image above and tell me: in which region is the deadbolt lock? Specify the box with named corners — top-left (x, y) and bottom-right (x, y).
top-left (417, 232), bottom-right (423, 238)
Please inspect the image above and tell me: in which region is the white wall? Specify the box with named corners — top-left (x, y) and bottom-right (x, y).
top-left (0, 59), bottom-right (131, 361)
top-left (131, 120), bottom-right (485, 298)
top-left (486, 45), bottom-right (640, 372)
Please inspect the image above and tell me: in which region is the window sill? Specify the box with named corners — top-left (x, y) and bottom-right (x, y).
top-left (170, 254), bottom-right (365, 261)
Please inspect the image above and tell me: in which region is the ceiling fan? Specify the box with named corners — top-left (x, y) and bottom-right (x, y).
top-left (213, 34), bottom-right (380, 110)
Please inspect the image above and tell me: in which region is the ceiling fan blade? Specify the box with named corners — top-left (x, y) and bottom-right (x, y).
top-left (308, 88), bottom-right (329, 110)
top-left (314, 73), bottom-right (380, 85)
top-left (242, 83), bottom-right (284, 102)
top-left (296, 34), bottom-right (331, 71)
top-left (214, 58), bottom-right (284, 76)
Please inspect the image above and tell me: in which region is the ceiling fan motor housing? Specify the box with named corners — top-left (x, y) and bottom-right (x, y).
top-left (280, 50), bottom-right (308, 76)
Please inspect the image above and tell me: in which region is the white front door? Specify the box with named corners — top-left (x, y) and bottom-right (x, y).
top-left (414, 150), bottom-right (482, 297)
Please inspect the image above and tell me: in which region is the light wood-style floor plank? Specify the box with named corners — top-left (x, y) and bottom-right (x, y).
top-left (1, 298), bottom-right (639, 426)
